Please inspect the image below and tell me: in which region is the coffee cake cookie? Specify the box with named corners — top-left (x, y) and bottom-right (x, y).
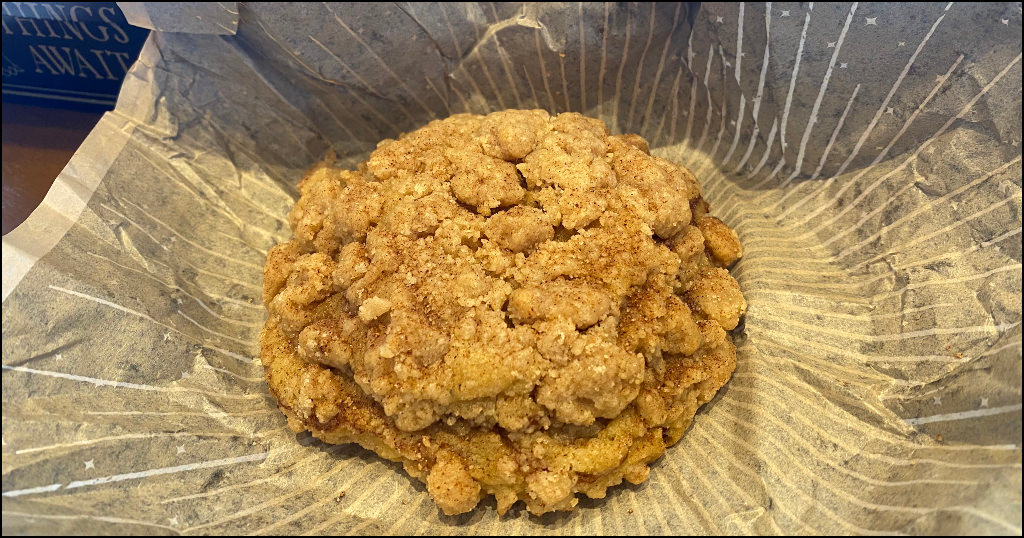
top-left (260, 110), bottom-right (745, 516)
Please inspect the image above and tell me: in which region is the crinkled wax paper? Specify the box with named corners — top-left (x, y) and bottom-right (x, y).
top-left (2, 2), bottom-right (1021, 534)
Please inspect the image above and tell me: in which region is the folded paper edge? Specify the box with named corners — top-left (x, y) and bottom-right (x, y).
top-left (1, 113), bottom-right (137, 304)
top-left (117, 2), bottom-right (239, 35)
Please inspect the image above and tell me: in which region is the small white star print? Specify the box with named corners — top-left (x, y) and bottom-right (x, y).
top-left (840, 62), bottom-right (848, 69)
top-left (1001, 18), bottom-right (1009, 25)
top-left (84, 460), bottom-right (95, 470)
top-left (781, 10), bottom-right (790, 17)
top-left (827, 41), bottom-right (836, 48)
top-left (730, 120), bottom-right (737, 126)
top-left (168, 517), bottom-right (179, 526)
top-left (740, 51), bottom-right (746, 57)
top-left (724, 60), bottom-right (732, 68)
top-left (898, 41), bottom-right (906, 47)
top-left (866, 17), bottom-right (877, 25)
top-left (176, 445), bottom-right (186, 455)
top-left (886, 107), bottom-right (894, 115)
top-left (935, 74), bottom-right (946, 82)
top-left (163, 332), bottom-right (172, 342)
top-left (716, 16), bottom-right (724, 24)
top-left (980, 397), bottom-right (989, 408)
top-left (55, 353), bottom-right (63, 361)
top-left (932, 396), bottom-right (942, 405)
top-left (181, 371), bottom-right (189, 379)
top-left (168, 236), bottom-right (177, 243)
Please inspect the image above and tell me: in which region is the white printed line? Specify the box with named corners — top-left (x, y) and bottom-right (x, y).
top-left (890, 227), bottom-right (1022, 273)
top-left (781, 3), bottom-right (857, 186)
top-left (693, 45), bottom-right (717, 152)
top-left (2, 453), bottom-right (269, 500)
top-left (116, 200), bottom-right (262, 271)
top-left (833, 2), bottom-right (955, 179)
top-left (535, 31), bottom-right (559, 112)
top-left (722, 95), bottom-right (747, 165)
top-left (732, 2), bottom-right (771, 174)
top-left (597, 1), bottom-right (610, 117)
top-left (47, 285), bottom-right (251, 363)
top-left (652, 65), bottom-right (684, 145)
top-left (558, 42), bottom-right (572, 113)
top-left (66, 452), bottom-right (269, 490)
top-left (2, 365), bottom-right (166, 392)
top-left (747, 118), bottom-right (779, 178)
top-left (521, 64), bottom-right (542, 108)
top-left (776, 52), bottom-right (966, 226)
top-left (906, 405), bottom-right (1023, 426)
top-left (797, 52), bottom-right (1021, 239)
top-left (733, 3), bottom-right (745, 81)
top-left (640, 3), bottom-right (682, 134)
top-left (627, 3), bottom-right (658, 131)
top-left (832, 156), bottom-right (1020, 256)
top-left (777, 5), bottom-right (813, 152)
top-left (706, 46), bottom-right (732, 161)
top-left (682, 25), bottom-right (698, 142)
top-left (307, 35), bottom-right (405, 134)
top-left (84, 251), bottom-right (261, 327)
top-left (809, 83), bottom-right (861, 179)
top-left (486, 4), bottom-right (525, 109)
top-left (579, 2), bottom-right (587, 112)
top-left (612, 7), bottom-right (633, 126)
top-left (175, 309), bottom-right (254, 347)
top-left (1, 484), bottom-right (63, 498)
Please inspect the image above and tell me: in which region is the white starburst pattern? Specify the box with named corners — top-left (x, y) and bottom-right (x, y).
top-left (980, 397), bottom-right (990, 408)
top-left (55, 353), bottom-right (63, 361)
top-left (935, 74), bottom-right (946, 82)
top-left (716, 16), bottom-right (724, 24)
top-left (827, 41), bottom-right (836, 48)
top-left (1001, 18), bottom-right (1009, 25)
top-left (866, 17), bottom-right (877, 25)
top-left (163, 331), bottom-right (172, 342)
top-left (84, 460), bottom-right (95, 470)
top-left (780, 10), bottom-right (790, 17)
top-left (840, 62), bottom-right (848, 69)
top-left (898, 41), bottom-right (906, 47)
top-left (168, 517), bottom-right (179, 526)
top-left (886, 107), bottom-right (895, 115)
top-left (176, 445), bottom-right (186, 455)
top-left (932, 396), bottom-right (942, 405)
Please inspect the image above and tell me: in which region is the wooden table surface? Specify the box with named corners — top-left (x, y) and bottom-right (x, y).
top-left (1, 102), bottom-right (104, 235)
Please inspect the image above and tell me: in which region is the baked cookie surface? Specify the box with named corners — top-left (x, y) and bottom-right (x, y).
top-left (260, 110), bottom-right (745, 516)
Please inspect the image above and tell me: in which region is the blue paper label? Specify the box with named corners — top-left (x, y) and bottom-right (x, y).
top-left (2, 2), bottom-right (150, 111)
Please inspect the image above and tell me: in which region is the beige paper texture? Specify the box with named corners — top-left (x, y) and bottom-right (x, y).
top-left (2, 3), bottom-right (1021, 534)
